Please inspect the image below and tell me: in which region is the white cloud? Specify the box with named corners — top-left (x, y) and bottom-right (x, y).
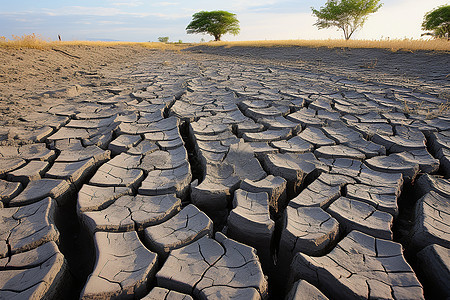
top-left (109, 0), bottom-right (144, 7)
top-left (152, 2), bottom-right (179, 7)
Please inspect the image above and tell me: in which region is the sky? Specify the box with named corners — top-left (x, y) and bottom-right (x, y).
top-left (1, 0), bottom-right (448, 42)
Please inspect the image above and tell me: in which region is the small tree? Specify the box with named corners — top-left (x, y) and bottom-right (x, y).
top-left (158, 36), bottom-right (169, 43)
top-left (186, 10), bottom-right (240, 41)
top-left (312, 0), bottom-right (382, 40)
top-left (422, 5), bottom-right (450, 40)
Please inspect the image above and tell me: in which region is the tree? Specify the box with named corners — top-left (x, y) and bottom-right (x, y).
top-left (186, 10), bottom-right (240, 41)
top-left (422, 5), bottom-right (450, 40)
top-left (312, 0), bottom-right (382, 40)
top-left (158, 36), bottom-right (169, 43)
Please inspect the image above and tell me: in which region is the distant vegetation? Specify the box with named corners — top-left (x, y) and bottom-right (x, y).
top-left (186, 10), bottom-right (240, 41)
top-left (422, 5), bottom-right (450, 40)
top-left (312, 0), bottom-right (383, 40)
top-left (158, 36), bottom-right (169, 43)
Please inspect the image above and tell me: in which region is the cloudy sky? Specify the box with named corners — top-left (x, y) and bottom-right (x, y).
top-left (1, 0), bottom-right (447, 42)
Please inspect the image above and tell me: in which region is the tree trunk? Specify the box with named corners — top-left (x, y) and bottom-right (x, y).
top-left (214, 34), bottom-right (221, 41)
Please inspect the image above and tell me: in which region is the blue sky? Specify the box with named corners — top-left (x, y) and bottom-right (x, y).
top-left (1, 0), bottom-right (447, 42)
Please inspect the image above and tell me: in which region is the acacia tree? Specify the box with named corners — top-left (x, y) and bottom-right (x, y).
top-left (422, 5), bottom-right (450, 39)
top-left (186, 10), bottom-right (240, 41)
top-left (312, 0), bottom-right (382, 40)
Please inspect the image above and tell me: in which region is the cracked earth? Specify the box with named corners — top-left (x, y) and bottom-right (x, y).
top-left (0, 45), bottom-right (449, 299)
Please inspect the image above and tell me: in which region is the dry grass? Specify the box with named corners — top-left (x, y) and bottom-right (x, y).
top-left (202, 39), bottom-right (450, 52)
top-left (0, 34), bottom-right (190, 50)
top-left (2, 34), bottom-right (449, 52)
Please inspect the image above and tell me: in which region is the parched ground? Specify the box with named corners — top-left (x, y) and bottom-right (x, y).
top-left (0, 45), bottom-right (449, 299)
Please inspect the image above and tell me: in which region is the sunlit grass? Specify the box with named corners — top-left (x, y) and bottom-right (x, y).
top-left (0, 34), bottom-right (190, 50)
top-left (201, 39), bottom-right (450, 52)
top-left (2, 34), bottom-right (449, 52)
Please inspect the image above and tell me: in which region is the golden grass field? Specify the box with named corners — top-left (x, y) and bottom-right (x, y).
top-left (1, 33), bottom-right (449, 52)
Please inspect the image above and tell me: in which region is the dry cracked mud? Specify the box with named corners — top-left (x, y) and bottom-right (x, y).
top-left (0, 45), bottom-right (449, 299)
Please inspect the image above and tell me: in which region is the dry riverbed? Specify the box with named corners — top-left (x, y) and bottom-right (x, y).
top-left (0, 45), bottom-right (449, 299)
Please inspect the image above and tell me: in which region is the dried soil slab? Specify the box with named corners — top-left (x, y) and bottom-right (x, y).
top-left (82, 194), bottom-right (181, 233)
top-left (56, 145), bottom-right (110, 164)
top-left (0, 126), bottom-right (54, 143)
top-left (396, 149), bottom-right (440, 174)
top-left (127, 140), bottom-right (159, 156)
top-left (0, 241), bottom-right (68, 300)
top-left (290, 230), bottom-right (424, 300)
top-left (89, 164), bottom-right (144, 188)
top-left (108, 134), bottom-right (142, 155)
top-left (10, 178), bottom-right (71, 207)
top-left (157, 136), bottom-right (184, 150)
top-left (227, 190), bottom-right (274, 269)
top-left (409, 191), bottom-right (450, 251)
top-left (248, 142), bottom-right (278, 157)
top-left (76, 108), bottom-right (119, 120)
top-left (416, 244), bottom-right (450, 299)
top-left (286, 280), bottom-right (328, 300)
top-left (346, 184), bottom-right (399, 217)
top-left (415, 174), bottom-right (450, 198)
top-left (314, 145), bottom-right (365, 160)
top-left (46, 158), bottom-right (96, 186)
top-left (321, 157), bottom-right (362, 178)
top-left (192, 141), bottom-right (266, 211)
top-left (0, 157), bottom-right (26, 177)
top-left (65, 115), bottom-right (117, 129)
top-left (259, 116), bottom-right (302, 133)
top-left (365, 153), bottom-right (420, 183)
top-left (358, 164), bottom-right (404, 193)
top-left (261, 152), bottom-right (320, 195)
top-left (240, 175), bottom-right (287, 214)
top-left (141, 147), bottom-right (189, 171)
top-left (290, 173), bottom-right (355, 209)
top-left (428, 131), bottom-right (450, 157)
top-left (142, 287), bottom-right (193, 300)
top-left (372, 126), bottom-right (426, 153)
top-left (342, 138), bottom-right (386, 158)
top-left (322, 125), bottom-right (362, 144)
top-left (349, 122), bottom-right (393, 138)
top-left (144, 204), bottom-right (212, 258)
top-left (81, 124), bottom-right (117, 149)
top-left (0, 198), bottom-right (59, 258)
top-left (196, 140), bottom-right (229, 154)
top-left (298, 127), bottom-right (335, 148)
top-left (270, 136), bottom-right (313, 154)
top-left (327, 197), bottom-right (393, 240)
top-left (0, 179), bottom-right (22, 206)
top-left (139, 163), bottom-right (192, 199)
top-left (77, 184), bottom-right (132, 213)
top-left (243, 128), bottom-right (292, 142)
top-left (7, 160), bottom-right (49, 184)
top-left (156, 233), bottom-right (268, 299)
top-left (118, 116), bottom-right (178, 135)
top-left (437, 148), bottom-right (450, 177)
top-left (280, 206), bottom-right (339, 260)
top-left (81, 231), bottom-right (158, 299)
top-left (144, 127), bottom-right (181, 142)
top-left (0, 143), bottom-right (56, 161)
top-left (190, 119), bottom-right (229, 135)
top-left (245, 106), bottom-right (285, 119)
top-left (287, 108), bottom-right (324, 128)
top-left (234, 120), bottom-right (265, 137)
top-left (19, 112), bottom-right (69, 129)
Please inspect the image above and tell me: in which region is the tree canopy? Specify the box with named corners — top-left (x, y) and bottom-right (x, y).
top-left (422, 5), bottom-right (450, 39)
top-left (312, 0), bottom-right (382, 40)
top-left (186, 10), bottom-right (240, 41)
